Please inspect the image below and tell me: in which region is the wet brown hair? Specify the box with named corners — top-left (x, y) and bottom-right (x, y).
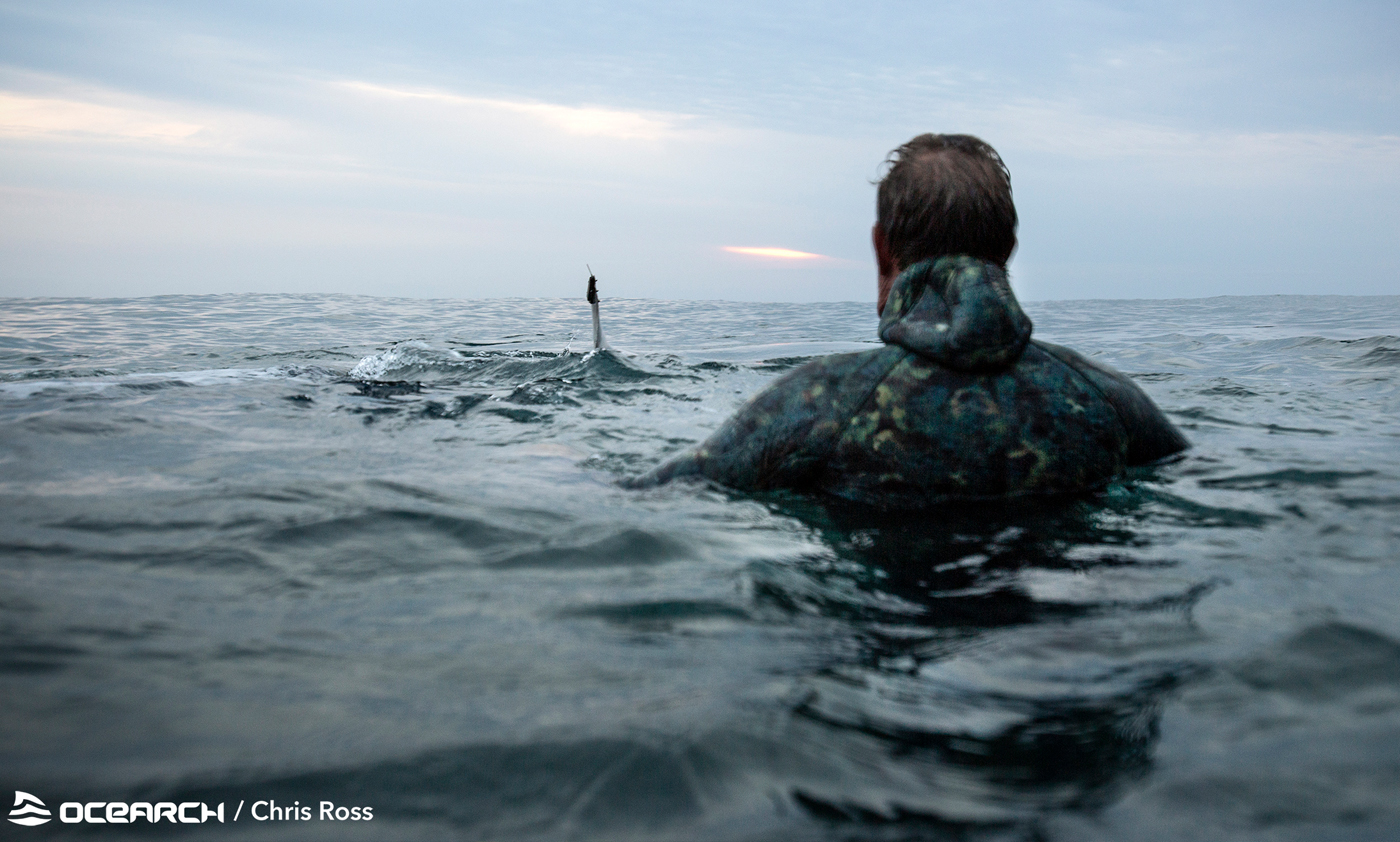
top-left (876, 134), bottom-right (1017, 268)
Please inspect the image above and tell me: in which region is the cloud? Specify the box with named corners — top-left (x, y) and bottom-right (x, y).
top-left (978, 98), bottom-right (1400, 179)
top-left (722, 246), bottom-right (830, 260)
top-left (0, 91), bottom-right (206, 143)
top-left (339, 81), bottom-right (686, 142)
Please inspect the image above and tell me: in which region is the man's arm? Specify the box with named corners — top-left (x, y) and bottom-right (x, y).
top-left (1034, 341), bottom-right (1189, 464)
top-left (633, 347), bottom-right (904, 490)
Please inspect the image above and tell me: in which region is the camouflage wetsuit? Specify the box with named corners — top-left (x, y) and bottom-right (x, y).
top-left (638, 256), bottom-right (1188, 507)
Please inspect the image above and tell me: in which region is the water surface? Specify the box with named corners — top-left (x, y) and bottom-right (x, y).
top-left (2, 293), bottom-right (1398, 840)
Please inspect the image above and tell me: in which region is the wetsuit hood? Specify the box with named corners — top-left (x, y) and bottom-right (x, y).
top-left (877, 255), bottom-right (1033, 372)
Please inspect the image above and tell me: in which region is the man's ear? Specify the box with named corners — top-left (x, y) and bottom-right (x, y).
top-left (873, 226), bottom-right (896, 278)
top-left (873, 226), bottom-right (899, 316)
top-left (1000, 235), bottom-right (1018, 268)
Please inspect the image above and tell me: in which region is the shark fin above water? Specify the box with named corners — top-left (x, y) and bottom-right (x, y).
top-left (586, 266), bottom-right (606, 350)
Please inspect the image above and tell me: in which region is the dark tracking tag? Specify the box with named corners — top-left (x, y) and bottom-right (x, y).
top-left (587, 275), bottom-right (599, 304)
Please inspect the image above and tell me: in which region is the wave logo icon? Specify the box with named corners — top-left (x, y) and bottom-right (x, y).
top-left (9, 792), bottom-right (52, 826)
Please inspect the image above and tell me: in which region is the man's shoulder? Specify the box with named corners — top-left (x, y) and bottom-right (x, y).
top-left (690, 347), bottom-right (902, 442)
top-left (1030, 339), bottom-right (1126, 377)
top-left (643, 345), bottom-right (905, 491)
top-left (788, 345), bottom-right (904, 376)
top-left (1027, 339), bottom-right (1153, 405)
top-left (1027, 339), bottom-right (1189, 463)
top-left (759, 345), bottom-right (906, 401)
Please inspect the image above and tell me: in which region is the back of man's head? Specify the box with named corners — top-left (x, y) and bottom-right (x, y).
top-left (876, 134), bottom-right (1017, 269)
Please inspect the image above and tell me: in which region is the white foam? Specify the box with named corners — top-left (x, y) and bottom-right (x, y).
top-left (348, 341), bottom-right (463, 380)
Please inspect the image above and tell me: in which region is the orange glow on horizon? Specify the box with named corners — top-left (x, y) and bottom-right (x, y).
top-left (722, 246), bottom-right (828, 260)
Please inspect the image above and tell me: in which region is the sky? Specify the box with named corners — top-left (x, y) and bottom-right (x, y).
top-left (0, 1), bottom-right (1396, 302)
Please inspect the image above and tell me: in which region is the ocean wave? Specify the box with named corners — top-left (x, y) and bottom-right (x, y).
top-left (348, 342), bottom-right (665, 387)
top-left (0, 366), bottom-right (328, 400)
top-left (1350, 346), bottom-right (1400, 367)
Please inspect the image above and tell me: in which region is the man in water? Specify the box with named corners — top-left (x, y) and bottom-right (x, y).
top-left (638, 133), bottom-right (1188, 506)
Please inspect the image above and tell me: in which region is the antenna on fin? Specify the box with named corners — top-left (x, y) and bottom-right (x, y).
top-left (586, 265), bottom-right (603, 350)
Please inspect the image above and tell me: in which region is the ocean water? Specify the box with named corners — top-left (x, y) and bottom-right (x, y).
top-left (1, 292), bottom-right (1398, 841)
